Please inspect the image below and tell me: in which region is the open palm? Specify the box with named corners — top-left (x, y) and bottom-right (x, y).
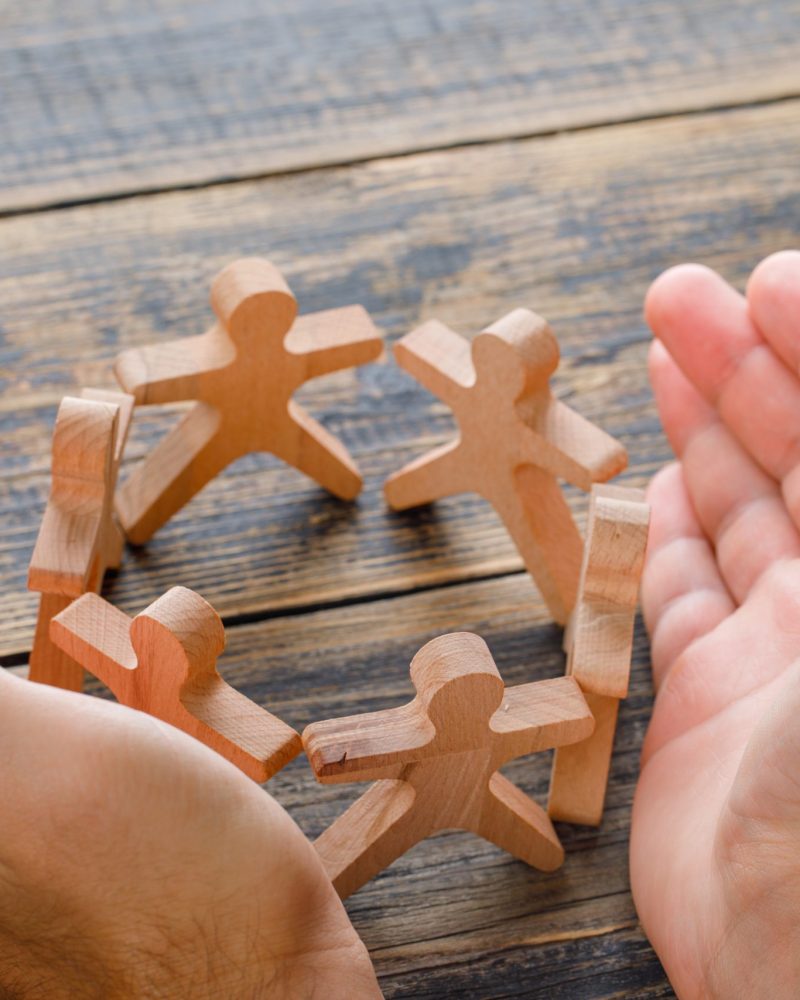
top-left (0, 670), bottom-right (380, 999)
top-left (632, 252), bottom-right (800, 998)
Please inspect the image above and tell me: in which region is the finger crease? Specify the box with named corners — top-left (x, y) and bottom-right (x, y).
top-left (714, 491), bottom-right (783, 548)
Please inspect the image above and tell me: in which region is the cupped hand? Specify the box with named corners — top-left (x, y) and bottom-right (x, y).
top-left (0, 669), bottom-right (380, 999)
top-left (632, 251), bottom-right (800, 998)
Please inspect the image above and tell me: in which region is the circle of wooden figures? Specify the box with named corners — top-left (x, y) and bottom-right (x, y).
top-left (24, 258), bottom-right (650, 898)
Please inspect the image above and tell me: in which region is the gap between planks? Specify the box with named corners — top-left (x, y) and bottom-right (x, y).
top-left (0, 92), bottom-right (797, 222)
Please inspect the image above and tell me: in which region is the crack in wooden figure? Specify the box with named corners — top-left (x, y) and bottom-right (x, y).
top-left (27, 390), bottom-right (134, 692)
top-left (548, 484), bottom-right (650, 826)
top-left (49, 586), bottom-right (302, 783)
top-left (114, 257), bottom-right (383, 544)
top-left (384, 310), bottom-right (628, 623)
top-left (303, 632), bottom-right (595, 899)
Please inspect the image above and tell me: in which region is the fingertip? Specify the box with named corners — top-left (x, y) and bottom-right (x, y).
top-left (644, 263), bottom-right (720, 335)
top-left (747, 250), bottom-right (800, 300)
top-left (747, 250), bottom-right (800, 371)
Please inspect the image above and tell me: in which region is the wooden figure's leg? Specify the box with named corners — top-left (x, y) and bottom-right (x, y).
top-left (105, 518), bottom-right (126, 570)
top-left (314, 779), bottom-right (418, 899)
top-left (116, 403), bottom-right (227, 544)
top-left (497, 467), bottom-right (583, 625)
top-left (548, 692), bottom-right (618, 826)
top-left (383, 440), bottom-right (468, 510)
top-left (474, 773), bottom-right (564, 871)
top-left (181, 678), bottom-right (302, 783)
top-left (279, 400), bottom-right (363, 501)
top-left (28, 593), bottom-right (83, 691)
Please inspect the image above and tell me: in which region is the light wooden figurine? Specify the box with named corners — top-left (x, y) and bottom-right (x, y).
top-left (548, 484), bottom-right (650, 826)
top-left (303, 632), bottom-right (594, 899)
top-left (50, 586), bottom-right (302, 783)
top-left (384, 311), bottom-right (628, 623)
top-left (114, 257), bottom-right (383, 543)
top-left (27, 390), bottom-right (134, 691)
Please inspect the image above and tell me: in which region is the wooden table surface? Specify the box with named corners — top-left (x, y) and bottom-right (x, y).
top-left (2, 2), bottom-right (799, 996)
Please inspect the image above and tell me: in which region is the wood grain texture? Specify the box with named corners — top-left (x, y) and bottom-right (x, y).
top-left (114, 257), bottom-right (382, 541)
top-left (27, 391), bottom-right (133, 689)
top-left (20, 571), bottom-right (669, 995)
top-left (549, 485), bottom-right (650, 826)
top-left (385, 310), bottom-right (627, 622)
top-left (305, 633), bottom-right (594, 897)
top-left (50, 586), bottom-right (302, 781)
top-left (2, 101), bottom-right (798, 658)
top-left (1, 0), bottom-right (799, 211)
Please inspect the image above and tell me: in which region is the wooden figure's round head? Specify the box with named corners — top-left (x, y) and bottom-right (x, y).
top-left (130, 586), bottom-right (226, 683)
top-left (51, 396), bottom-right (117, 484)
top-left (411, 632), bottom-right (505, 749)
top-left (211, 258), bottom-right (298, 346)
top-left (471, 308), bottom-right (559, 398)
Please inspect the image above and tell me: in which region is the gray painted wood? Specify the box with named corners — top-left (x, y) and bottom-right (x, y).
top-left (1, 0), bottom-right (799, 211)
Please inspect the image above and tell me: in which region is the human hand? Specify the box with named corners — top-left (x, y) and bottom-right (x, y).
top-left (632, 251), bottom-right (800, 998)
top-left (0, 669), bottom-right (380, 999)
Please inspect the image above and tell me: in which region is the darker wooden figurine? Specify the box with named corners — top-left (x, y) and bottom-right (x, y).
top-left (114, 257), bottom-right (383, 543)
top-left (50, 585), bottom-right (302, 782)
top-left (384, 310), bottom-right (628, 623)
top-left (304, 632), bottom-right (594, 898)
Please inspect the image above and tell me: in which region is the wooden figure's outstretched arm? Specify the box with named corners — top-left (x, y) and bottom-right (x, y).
top-left (523, 400), bottom-right (628, 491)
top-left (116, 402), bottom-right (227, 544)
top-left (115, 327), bottom-right (234, 405)
top-left (303, 701), bottom-right (432, 783)
top-left (489, 676), bottom-right (594, 770)
top-left (81, 389), bottom-right (135, 470)
top-left (474, 773), bottom-right (564, 871)
top-left (384, 439), bottom-right (470, 510)
top-left (394, 320), bottom-right (474, 408)
top-left (314, 779), bottom-right (418, 899)
top-left (181, 677), bottom-right (302, 783)
top-left (286, 306), bottom-right (383, 379)
top-left (80, 389), bottom-right (136, 581)
top-left (50, 593), bottom-right (135, 701)
top-left (278, 400), bottom-right (364, 501)
top-left (568, 485), bottom-right (650, 697)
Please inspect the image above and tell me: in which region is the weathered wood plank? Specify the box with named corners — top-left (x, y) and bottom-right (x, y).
top-left (10, 572), bottom-right (670, 994)
top-left (1, 0), bottom-right (799, 211)
top-left (2, 101), bottom-right (799, 655)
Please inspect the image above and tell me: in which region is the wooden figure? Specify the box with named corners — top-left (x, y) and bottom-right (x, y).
top-left (50, 586), bottom-right (302, 782)
top-left (384, 310), bottom-right (628, 623)
top-left (27, 390), bottom-right (134, 691)
top-left (303, 632), bottom-right (594, 899)
top-left (548, 484), bottom-right (650, 826)
top-left (114, 257), bottom-right (383, 543)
